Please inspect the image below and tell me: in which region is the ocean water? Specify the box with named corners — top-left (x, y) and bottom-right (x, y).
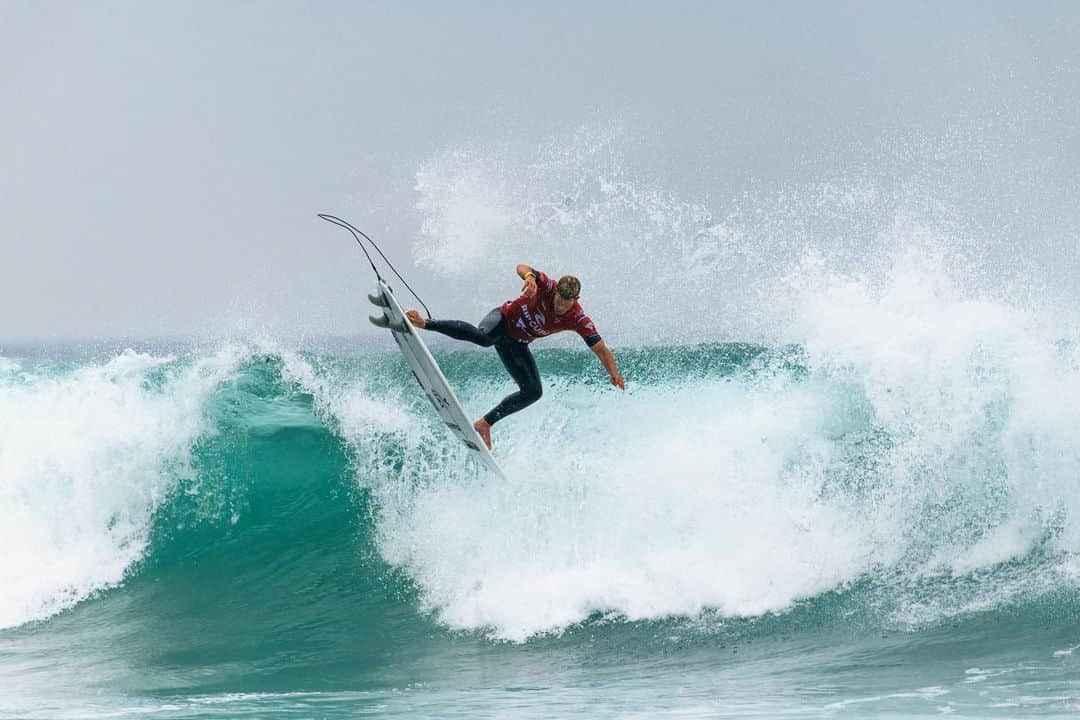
top-left (3, 275), bottom-right (1080, 718)
top-left (5, 120), bottom-right (1080, 717)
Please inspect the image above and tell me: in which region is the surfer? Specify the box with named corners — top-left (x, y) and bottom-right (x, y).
top-left (406, 265), bottom-right (624, 449)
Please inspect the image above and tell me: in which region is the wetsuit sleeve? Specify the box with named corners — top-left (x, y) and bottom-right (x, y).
top-left (576, 314), bottom-right (602, 347)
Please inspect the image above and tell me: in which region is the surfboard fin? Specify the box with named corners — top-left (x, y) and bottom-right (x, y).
top-left (367, 293), bottom-right (389, 307)
top-left (369, 314), bottom-right (407, 332)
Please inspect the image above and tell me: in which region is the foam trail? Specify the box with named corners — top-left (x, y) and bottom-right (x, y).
top-left (305, 335), bottom-right (882, 640)
top-left (0, 348), bottom-right (239, 629)
top-left (373, 375), bottom-right (875, 641)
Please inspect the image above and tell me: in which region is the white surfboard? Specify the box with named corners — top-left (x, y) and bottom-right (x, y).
top-left (368, 279), bottom-right (506, 479)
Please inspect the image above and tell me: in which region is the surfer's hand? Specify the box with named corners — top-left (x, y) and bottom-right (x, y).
top-left (610, 373), bottom-right (625, 390)
top-left (522, 276), bottom-right (537, 298)
top-left (406, 309), bottom-right (427, 328)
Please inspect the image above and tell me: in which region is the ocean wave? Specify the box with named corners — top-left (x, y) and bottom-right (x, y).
top-left (0, 347), bottom-right (243, 629)
top-left (4, 270), bottom-right (1080, 643)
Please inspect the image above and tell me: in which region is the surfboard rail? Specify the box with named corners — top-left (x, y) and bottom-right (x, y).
top-left (369, 280), bottom-right (506, 479)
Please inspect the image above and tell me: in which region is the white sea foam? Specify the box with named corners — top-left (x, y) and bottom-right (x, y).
top-left (796, 247), bottom-right (1080, 553)
top-left (277, 349), bottom-right (418, 439)
top-left (373, 374), bottom-right (879, 641)
top-left (0, 348), bottom-right (239, 629)
top-left (330, 137), bottom-right (1080, 639)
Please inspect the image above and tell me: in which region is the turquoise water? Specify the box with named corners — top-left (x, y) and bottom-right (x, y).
top-left (1, 337), bottom-right (1079, 718)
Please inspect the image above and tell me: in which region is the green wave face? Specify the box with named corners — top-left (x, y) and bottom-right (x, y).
top-left (2, 341), bottom-right (1080, 718)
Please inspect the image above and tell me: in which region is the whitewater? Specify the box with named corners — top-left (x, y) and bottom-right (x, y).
top-left (3, 135), bottom-right (1080, 718)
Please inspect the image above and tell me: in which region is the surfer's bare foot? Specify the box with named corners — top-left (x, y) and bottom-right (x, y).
top-left (474, 418), bottom-right (492, 450)
top-left (406, 309), bottom-right (426, 328)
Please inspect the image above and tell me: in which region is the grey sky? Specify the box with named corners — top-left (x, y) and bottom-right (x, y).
top-left (2, 1), bottom-right (1078, 343)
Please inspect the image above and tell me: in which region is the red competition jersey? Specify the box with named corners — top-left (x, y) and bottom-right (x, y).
top-left (500, 270), bottom-right (602, 346)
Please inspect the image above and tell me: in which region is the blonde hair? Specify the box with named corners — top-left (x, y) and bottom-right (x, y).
top-left (557, 275), bottom-right (581, 299)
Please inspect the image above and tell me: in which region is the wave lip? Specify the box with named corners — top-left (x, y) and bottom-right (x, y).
top-left (0, 348), bottom-right (239, 630)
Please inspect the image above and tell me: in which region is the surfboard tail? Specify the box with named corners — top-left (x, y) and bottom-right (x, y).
top-left (371, 279), bottom-right (506, 479)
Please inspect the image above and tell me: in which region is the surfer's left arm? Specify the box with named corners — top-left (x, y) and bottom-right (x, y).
top-left (590, 340), bottom-right (625, 390)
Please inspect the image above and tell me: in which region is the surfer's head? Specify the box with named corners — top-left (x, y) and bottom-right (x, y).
top-left (557, 275), bottom-right (580, 300)
top-left (555, 275), bottom-right (580, 314)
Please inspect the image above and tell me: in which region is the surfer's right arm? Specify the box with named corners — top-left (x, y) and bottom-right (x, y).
top-left (590, 340), bottom-right (626, 390)
top-left (516, 264), bottom-right (538, 298)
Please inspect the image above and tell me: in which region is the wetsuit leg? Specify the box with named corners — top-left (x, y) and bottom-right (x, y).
top-left (483, 338), bottom-right (543, 425)
top-left (426, 307), bottom-right (542, 424)
top-left (425, 308), bottom-right (504, 347)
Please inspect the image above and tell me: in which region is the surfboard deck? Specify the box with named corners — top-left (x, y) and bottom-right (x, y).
top-left (368, 280), bottom-right (506, 479)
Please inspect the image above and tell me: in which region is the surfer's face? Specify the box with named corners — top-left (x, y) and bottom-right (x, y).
top-left (554, 293), bottom-right (575, 315)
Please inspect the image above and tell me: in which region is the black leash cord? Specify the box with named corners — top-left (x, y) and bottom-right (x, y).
top-left (317, 213), bottom-right (434, 319)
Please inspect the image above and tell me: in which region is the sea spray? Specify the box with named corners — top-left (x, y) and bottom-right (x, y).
top-left (411, 125), bottom-right (1000, 347)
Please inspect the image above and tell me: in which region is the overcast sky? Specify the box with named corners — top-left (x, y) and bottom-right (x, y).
top-left (2, 1), bottom-right (1078, 343)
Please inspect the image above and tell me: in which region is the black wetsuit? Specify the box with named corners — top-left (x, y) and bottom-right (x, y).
top-left (425, 309), bottom-right (542, 425)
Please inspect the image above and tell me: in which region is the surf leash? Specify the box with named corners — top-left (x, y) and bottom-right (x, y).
top-left (318, 213), bottom-right (433, 319)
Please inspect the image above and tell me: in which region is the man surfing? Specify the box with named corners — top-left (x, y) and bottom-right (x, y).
top-left (406, 265), bottom-right (624, 449)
